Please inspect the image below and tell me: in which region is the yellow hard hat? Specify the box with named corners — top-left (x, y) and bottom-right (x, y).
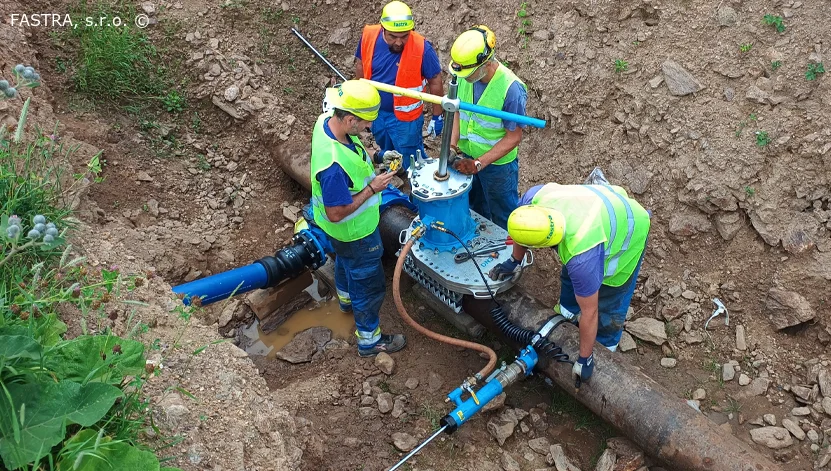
top-left (325, 80), bottom-right (381, 121)
top-left (380, 1), bottom-right (414, 32)
top-left (449, 25), bottom-right (496, 78)
top-left (507, 205), bottom-right (566, 248)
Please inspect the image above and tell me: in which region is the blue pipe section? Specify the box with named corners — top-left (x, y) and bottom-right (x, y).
top-left (459, 101), bottom-right (546, 129)
top-left (442, 346), bottom-right (538, 431)
top-left (172, 263), bottom-right (268, 306)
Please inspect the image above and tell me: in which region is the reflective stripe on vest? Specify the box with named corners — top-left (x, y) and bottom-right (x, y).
top-left (360, 25), bottom-right (426, 121)
top-left (583, 185), bottom-right (636, 278)
top-left (457, 63), bottom-right (526, 165)
top-left (310, 114), bottom-right (381, 242)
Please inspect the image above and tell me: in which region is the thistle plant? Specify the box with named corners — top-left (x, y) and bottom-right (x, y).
top-left (1, 213), bottom-right (64, 268)
top-left (0, 63), bottom-right (42, 100)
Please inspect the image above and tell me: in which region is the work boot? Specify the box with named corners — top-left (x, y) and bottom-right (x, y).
top-left (339, 302), bottom-right (352, 314)
top-left (358, 334), bottom-right (407, 357)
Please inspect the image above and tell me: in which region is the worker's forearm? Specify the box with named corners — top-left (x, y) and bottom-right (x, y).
top-left (451, 112), bottom-right (460, 146)
top-left (512, 244), bottom-right (527, 261)
top-left (325, 186), bottom-right (373, 222)
top-left (478, 131), bottom-right (522, 167)
top-left (432, 103), bottom-right (444, 117)
top-left (427, 77), bottom-right (445, 116)
top-left (354, 60), bottom-right (363, 79)
top-left (577, 309), bottom-right (599, 357)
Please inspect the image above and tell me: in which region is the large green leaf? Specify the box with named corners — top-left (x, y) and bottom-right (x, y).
top-left (58, 429), bottom-right (160, 471)
top-left (0, 380), bottom-right (122, 469)
top-left (0, 335), bottom-right (42, 362)
top-left (46, 336), bottom-right (145, 384)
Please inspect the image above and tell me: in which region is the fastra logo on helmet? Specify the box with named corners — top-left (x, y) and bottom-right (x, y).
top-left (393, 21), bottom-right (408, 27)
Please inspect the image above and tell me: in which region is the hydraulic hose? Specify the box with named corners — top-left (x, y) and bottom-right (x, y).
top-left (393, 237), bottom-right (498, 380)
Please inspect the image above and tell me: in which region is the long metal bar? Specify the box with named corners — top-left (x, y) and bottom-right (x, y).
top-left (291, 28), bottom-right (348, 82)
top-left (360, 79), bottom-right (546, 128)
top-left (387, 425), bottom-right (448, 471)
top-left (436, 76), bottom-right (458, 178)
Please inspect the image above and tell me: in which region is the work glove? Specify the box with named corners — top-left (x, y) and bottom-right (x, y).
top-left (572, 353), bottom-right (595, 388)
top-left (488, 256), bottom-right (522, 281)
top-left (426, 115), bottom-right (443, 138)
top-left (453, 158), bottom-right (479, 175)
top-left (381, 150), bottom-right (403, 171)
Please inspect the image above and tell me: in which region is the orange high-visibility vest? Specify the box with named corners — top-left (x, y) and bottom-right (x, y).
top-left (361, 24), bottom-right (426, 122)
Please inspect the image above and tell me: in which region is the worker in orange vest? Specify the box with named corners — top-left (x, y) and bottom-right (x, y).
top-left (355, 1), bottom-right (444, 171)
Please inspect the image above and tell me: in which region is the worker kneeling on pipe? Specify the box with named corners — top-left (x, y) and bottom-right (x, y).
top-left (489, 183), bottom-right (651, 385)
top-left (311, 80), bottom-right (406, 357)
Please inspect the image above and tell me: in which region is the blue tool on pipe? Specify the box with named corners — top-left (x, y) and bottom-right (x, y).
top-left (458, 101), bottom-right (546, 128)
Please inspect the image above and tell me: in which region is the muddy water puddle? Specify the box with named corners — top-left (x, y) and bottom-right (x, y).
top-left (241, 296), bottom-right (354, 358)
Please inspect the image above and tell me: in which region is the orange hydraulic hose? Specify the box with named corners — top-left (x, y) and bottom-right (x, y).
top-left (393, 237), bottom-right (498, 380)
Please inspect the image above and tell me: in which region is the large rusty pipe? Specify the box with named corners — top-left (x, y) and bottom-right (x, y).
top-left (275, 145), bottom-right (781, 471)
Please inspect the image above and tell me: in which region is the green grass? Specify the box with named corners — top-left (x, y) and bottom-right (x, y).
top-left (805, 62), bottom-right (825, 81)
top-left (59, 1), bottom-right (184, 111)
top-left (614, 59), bottom-right (629, 73)
top-left (755, 130), bottom-right (771, 147)
top-left (762, 14), bottom-right (785, 33)
top-left (420, 402), bottom-right (443, 431)
top-left (739, 43), bottom-right (753, 53)
top-left (771, 60), bottom-right (782, 71)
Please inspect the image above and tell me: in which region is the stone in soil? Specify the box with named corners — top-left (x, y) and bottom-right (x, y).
top-left (625, 317), bottom-right (667, 345)
top-left (482, 392), bottom-right (506, 412)
top-left (375, 352), bottom-right (395, 375)
top-left (391, 432), bottom-right (418, 452)
top-left (738, 374), bottom-right (751, 386)
top-left (377, 392), bottom-right (393, 414)
top-left (528, 437), bottom-right (550, 455)
top-left (662, 60), bottom-right (704, 96)
top-left (427, 371), bottom-right (443, 392)
top-left (723, 363), bottom-right (736, 382)
top-left (668, 212), bottom-right (712, 236)
top-left (765, 288), bottom-right (815, 330)
top-left (735, 324), bottom-right (747, 351)
top-left (619, 331), bottom-right (637, 352)
top-left (660, 357), bottom-right (677, 368)
top-left (487, 408), bottom-right (519, 446)
top-left (692, 388), bottom-right (706, 401)
top-left (763, 414), bottom-right (776, 426)
top-left (275, 326), bottom-right (331, 364)
top-left (547, 444), bottom-right (580, 470)
top-left (500, 452), bottom-right (521, 471)
top-left (822, 397), bottom-right (831, 416)
top-left (749, 426), bottom-right (794, 449)
top-left (736, 377), bottom-right (770, 399)
top-left (595, 448), bottom-right (617, 471)
top-left (404, 377), bottom-right (419, 390)
top-left (781, 418), bottom-right (805, 440)
top-left (818, 368), bottom-right (831, 398)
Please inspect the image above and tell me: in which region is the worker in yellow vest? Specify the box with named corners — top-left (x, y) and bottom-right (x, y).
top-left (310, 80), bottom-right (406, 357)
top-left (489, 183), bottom-right (651, 386)
top-left (448, 25), bottom-right (527, 230)
top-left (355, 1), bottom-right (444, 170)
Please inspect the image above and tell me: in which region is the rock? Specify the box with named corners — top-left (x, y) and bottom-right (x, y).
top-left (749, 427), bottom-right (794, 449)
top-left (208, 63), bottom-right (221, 76)
top-left (765, 288), bottom-right (815, 330)
top-left (791, 385), bottom-right (813, 402)
top-left (625, 318), bottom-right (667, 345)
top-left (822, 397), bottom-right (831, 416)
top-left (669, 212), bottom-right (712, 236)
top-left (136, 171), bottom-right (154, 182)
top-left (487, 409), bottom-right (519, 446)
top-left (146, 198), bottom-right (160, 217)
top-left (360, 395), bottom-right (374, 406)
top-left (781, 418), bottom-right (805, 440)
top-left (606, 437), bottom-right (645, 470)
top-left (224, 86), bottom-right (239, 102)
top-left (717, 6), bottom-right (738, 26)
top-left (532, 29), bottom-right (552, 41)
top-left (391, 432), bottom-right (418, 452)
top-left (375, 352), bottom-right (395, 375)
top-left (211, 95), bottom-right (244, 120)
top-left (723, 87), bottom-right (735, 102)
top-left (723, 363), bottom-right (736, 382)
top-left (736, 377), bottom-right (770, 398)
top-left (156, 393), bottom-right (189, 430)
top-left (275, 327), bottom-right (331, 363)
top-left (738, 374), bottom-right (751, 386)
top-left (764, 414), bottom-right (777, 426)
top-left (427, 371), bottom-right (443, 392)
top-left (377, 392), bottom-right (393, 414)
top-left (141, 2), bottom-right (155, 14)
top-left (660, 357), bottom-right (677, 368)
top-left (714, 212), bottom-right (742, 241)
top-left (282, 205), bottom-right (302, 223)
top-left (391, 397), bottom-right (406, 418)
top-left (344, 437), bottom-right (359, 447)
top-left (648, 75), bottom-right (663, 89)
top-left (619, 331), bottom-right (637, 352)
top-left (500, 452), bottom-right (521, 471)
top-left (692, 388), bottom-right (706, 401)
top-left (595, 449), bottom-right (616, 471)
top-left (528, 437), bottom-right (550, 455)
top-left (404, 377), bottom-right (419, 390)
top-left (791, 407), bottom-right (811, 416)
top-left (662, 60), bottom-right (704, 96)
top-left (745, 86), bottom-right (770, 104)
top-left (218, 299), bottom-right (241, 327)
top-left (735, 325), bottom-right (747, 351)
top-left (818, 368), bottom-right (831, 398)
top-left (328, 27), bottom-right (351, 46)
top-left (547, 444), bottom-right (580, 471)
top-left (482, 392), bottom-right (507, 413)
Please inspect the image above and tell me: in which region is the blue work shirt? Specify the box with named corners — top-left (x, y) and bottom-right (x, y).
top-left (472, 80), bottom-right (528, 131)
top-left (316, 118), bottom-right (363, 208)
top-left (519, 185), bottom-right (604, 297)
top-left (355, 33), bottom-right (442, 112)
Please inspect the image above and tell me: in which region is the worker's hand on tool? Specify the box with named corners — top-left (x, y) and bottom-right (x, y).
top-left (370, 170), bottom-right (396, 193)
top-left (453, 158), bottom-right (480, 175)
top-left (572, 353), bottom-right (595, 385)
top-left (426, 115), bottom-right (443, 138)
top-left (488, 256), bottom-right (522, 281)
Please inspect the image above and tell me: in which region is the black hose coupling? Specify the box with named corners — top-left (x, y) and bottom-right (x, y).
top-left (255, 231), bottom-right (326, 289)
